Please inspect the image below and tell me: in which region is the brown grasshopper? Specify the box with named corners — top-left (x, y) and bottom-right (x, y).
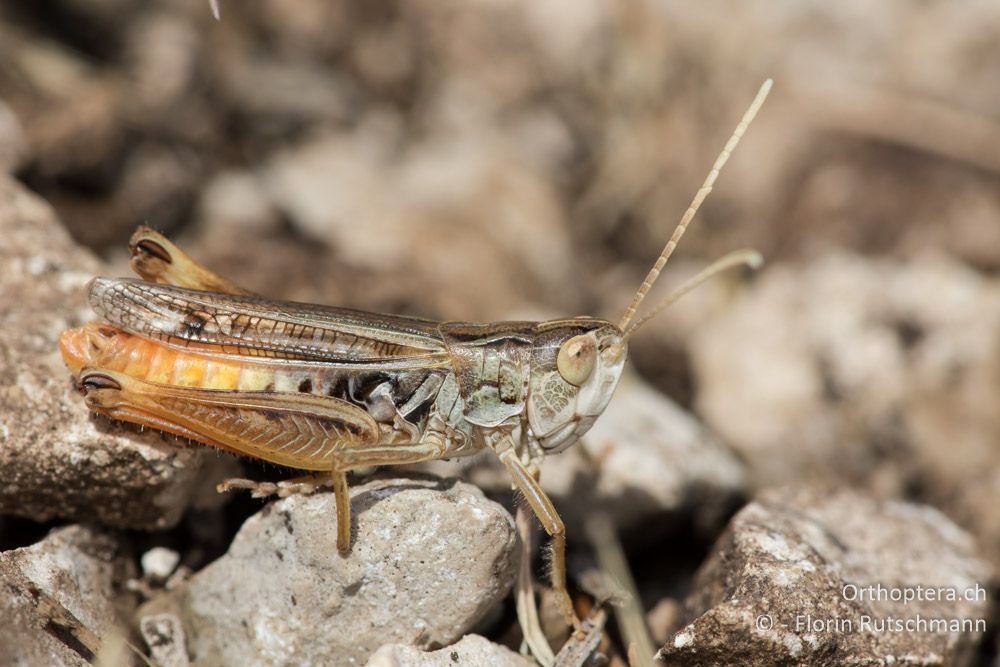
top-left (60, 81), bottom-right (770, 631)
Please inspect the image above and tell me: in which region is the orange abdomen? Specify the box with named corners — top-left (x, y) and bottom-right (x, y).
top-left (60, 323), bottom-right (274, 391)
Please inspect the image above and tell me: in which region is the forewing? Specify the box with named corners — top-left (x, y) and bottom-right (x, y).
top-left (88, 278), bottom-right (448, 366)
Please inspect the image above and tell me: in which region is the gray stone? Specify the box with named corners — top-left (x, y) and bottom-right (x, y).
top-left (658, 486), bottom-right (993, 666)
top-left (0, 525), bottom-right (136, 666)
top-left (261, 117), bottom-right (579, 321)
top-left (150, 477), bottom-right (518, 666)
top-left (125, 12), bottom-right (200, 117)
top-left (540, 370), bottom-right (747, 538)
top-left (690, 253), bottom-right (1000, 566)
top-left (0, 173), bottom-right (214, 529)
top-left (365, 634), bottom-right (533, 667)
top-left (141, 547), bottom-right (181, 582)
top-left (140, 613), bottom-right (190, 667)
top-left (199, 170), bottom-right (282, 234)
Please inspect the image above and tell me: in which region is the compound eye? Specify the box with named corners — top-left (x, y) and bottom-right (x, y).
top-left (556, 334), bottom-right (597, 387)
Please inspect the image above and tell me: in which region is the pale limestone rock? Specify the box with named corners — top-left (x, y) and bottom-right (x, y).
top-left (151, 477), bottom-right (518, 666)
top-left (691, 253), bottom-right (1000, 565)
top-left (659, 487), bottom-right (992, 666)
top-left (365, 634), bottom-right (533, 667)
top-left (0, 525), bottom-right (136, 666)
top-left (0, 174), bottom-right (212, 529)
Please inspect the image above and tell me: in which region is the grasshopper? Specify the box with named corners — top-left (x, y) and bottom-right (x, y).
top-left (60, 81), bottom-right (770, 631)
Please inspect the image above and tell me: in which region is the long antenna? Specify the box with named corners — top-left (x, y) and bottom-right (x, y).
top-left (618, 79), bottom-right (772, 332)
top-left (623, 248), bottom-right (761, 340)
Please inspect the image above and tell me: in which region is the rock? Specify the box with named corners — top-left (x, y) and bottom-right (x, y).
top-left (220, 56), bottom-right (356, 130)
top-left (365, 634), bottom-right (533, 667)
top-left (199, 170), bottom-right (282, 234)
top-left (125, 11), bottom-right (200, 118)
top-left (140, 613), bottom-right (190, 667)
top-left (0, 525), bottom-right (136, 666)
top-left (141, 547), bottom-right (181, 582)
top-left (148, 477), bottom-right (518, 666)
top-left (690, 252), bottom-right (1000, 565)
top-left (540, 370), bottom-right (747, 538)
top-left (658, 487), bottom-right (993, 667)
top-left (647, 597), bottom-right (682, 646)
top-left (0, 174), bottom-right (214, 529)
top-left (261, 115), bottom-right (579, 321)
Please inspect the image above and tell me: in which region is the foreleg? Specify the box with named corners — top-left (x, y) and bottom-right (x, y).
top-left (495, 443), bottom-right (583, 633)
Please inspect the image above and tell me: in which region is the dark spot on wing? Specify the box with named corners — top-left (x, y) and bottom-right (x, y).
top-left (298, 378), bottom-right (313, 393)
top-left (181, 312), bottom-right (208, 337)
top-left (261, 409), bottom-right (283, 422)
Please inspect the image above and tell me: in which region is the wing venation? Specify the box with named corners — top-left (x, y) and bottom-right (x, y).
top-left (88, 278), bottom-right (448, 365)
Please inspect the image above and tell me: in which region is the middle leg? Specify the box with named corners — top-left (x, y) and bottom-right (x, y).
top-left (219, 469), bottom-right (352, 553)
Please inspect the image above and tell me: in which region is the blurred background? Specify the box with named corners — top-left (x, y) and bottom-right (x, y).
top-left (1, 0), bottom-right (998, 660)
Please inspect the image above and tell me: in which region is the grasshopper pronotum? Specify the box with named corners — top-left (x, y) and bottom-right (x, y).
top-left (60, 80), bottom-right (770, 631)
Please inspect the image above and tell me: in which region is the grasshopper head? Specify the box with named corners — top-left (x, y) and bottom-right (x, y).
top-left (527, 319), bottom-right (626, 453)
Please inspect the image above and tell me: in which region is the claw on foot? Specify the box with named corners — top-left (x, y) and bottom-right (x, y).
top-left (217, 476), bottom-right (331, 499)
top-left (555, 589), bottom-right (585, 635)
top-left (274, 480), bottom-right (321, 497)
top-left (218, 478), bottom-right (263, 493)
top-left (553, 607), bottom-right (607, 665)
